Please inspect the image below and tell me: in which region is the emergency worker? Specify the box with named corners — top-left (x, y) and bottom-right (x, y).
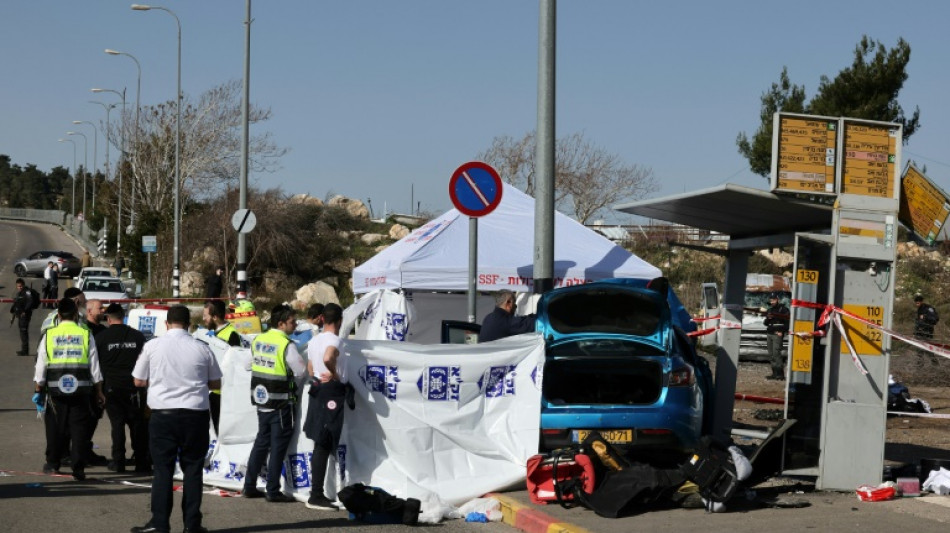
top-left (241, 304), bottom-right (306, 502)
top-left (34, 297), bottom-right (106, 480)
top-left (763, 292), bottom-right (790, 380)
top-left (12, 278), bottom-right (35, 356)
top-left (203, 299), bottom-right (242, 434)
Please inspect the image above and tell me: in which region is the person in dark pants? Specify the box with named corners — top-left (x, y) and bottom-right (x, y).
top-left (304, 303), bottom-right (346, 511)
top-left (131, 305), bottom-right (222, 533)
top-left (204, 266), bottom-right (224, 299)
top-left (11, 278), bottom-right (35, 356)
top-left (34, 297), bottom-right (106, 481)
top-left (478, 290), bottom-right (536, 343)
top-left (203, 299), bottom-right (242, 435)
top-left (242, 304), bottom-right (306, 503)
top-left (914, 295), bottom-right (939, 340)
top-left (763, 292), bottom-right (790, 380)
top-left (96, 303), bottom-right (149, 473)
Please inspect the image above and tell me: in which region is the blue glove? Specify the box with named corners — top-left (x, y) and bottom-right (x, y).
top-left (32, 392), bottom-right (45, 413)
top-left (465, 512), bottom-right (488, 523)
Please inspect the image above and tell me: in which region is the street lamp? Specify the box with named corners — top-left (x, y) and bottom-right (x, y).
top-left (133, 3), bottom-right (182, 297)
top-left (58, 138), bottom-right (77, 217)
top-left (105, 48), bottom-right (141, 228)
top-left (92, 87), bottom-right (127, 256)
top-left (67, 131), bottom-right (88, 220)
top-left (72, 121), bottom-right (98, 214)
top-left (89, 101), bottom-right (117, 212)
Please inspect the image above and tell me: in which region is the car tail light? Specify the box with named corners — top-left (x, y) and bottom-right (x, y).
top-left (541, 429), bottom-right (562, 435)
top-left (669, 364), bottom-right (695, 387)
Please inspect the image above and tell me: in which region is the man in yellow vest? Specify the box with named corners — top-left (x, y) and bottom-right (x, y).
top-left (242, 304), bottom-right (306, 502)
top-left (203, 300), bottom-right (242, 435)
top-left (33, 297), bottom-right (106, 481)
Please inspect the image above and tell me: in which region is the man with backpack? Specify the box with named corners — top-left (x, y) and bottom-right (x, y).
top-left (11, 278), bottom-right (38, 356)
top-left (914, 295), bottom-right (939, 340)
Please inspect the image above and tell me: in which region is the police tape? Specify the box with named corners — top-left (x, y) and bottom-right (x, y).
top-left (887, 411), bottom-right (950, 419)
top-left (686, 319), bottom-right (742, 337)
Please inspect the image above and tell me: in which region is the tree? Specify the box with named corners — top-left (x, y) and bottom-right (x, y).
top-left (478, 132), bottom-right (658, 223)
top-left (737, 36), bottom-right (920, 178)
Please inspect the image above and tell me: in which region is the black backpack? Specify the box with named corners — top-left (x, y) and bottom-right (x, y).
top-left (25, 287), bottom-right (40, 311)
top-left (337, 483), bottom-right (421, 525)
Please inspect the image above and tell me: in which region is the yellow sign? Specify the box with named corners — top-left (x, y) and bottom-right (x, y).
top-left (899, 166), bottom-right (950, 245)
top-left (839, 304), bottom-right (884, 355)
top-left (840, 121), bottom-right (899, 198)
top-left (775, 116), bottom-right (837, 193)
top-left (227, 311), bottom-right (262, 335)
top-left (791, 320), bottom-right (815, 373)
top-left (796, 269), bottom-right (819, 284)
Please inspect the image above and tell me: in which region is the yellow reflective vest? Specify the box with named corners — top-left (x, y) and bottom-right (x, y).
top-left (44, 321), bottom-right (93, 397)
top-left (250, 329), bottom-right (294, 409)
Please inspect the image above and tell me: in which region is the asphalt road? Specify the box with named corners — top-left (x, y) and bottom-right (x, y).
top-left (1, 220), bottom-right (949, 532)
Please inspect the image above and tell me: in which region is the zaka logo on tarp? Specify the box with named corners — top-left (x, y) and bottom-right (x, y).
top-left (385, 312), bottom-right (408, 341)
top-left (363, 297), bottom-right (381, 322)
top-left (531, 363), bottom-right (544, 390)
top-left (480, 365), bottom-right (516, 398)
top-left (290, 452), bottom-right (310, 488)
top-left (138, 315), bottom-right (157, 338)
top-left (220, 462), bottom-right (245, 483)
top-left (337, 445), bottom-right (347, 483)
top-left (417, 366), bottom-right (462, 401)
top-left (360, 365), bottom-right (400, 400)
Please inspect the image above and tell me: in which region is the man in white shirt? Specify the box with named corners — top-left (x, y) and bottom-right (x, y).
top-left (241, 304), bottom-right (307, 503)
top-left (130, 305), bottom-right (222, 533)
top-left (303, 303), bottom-right (348, 511)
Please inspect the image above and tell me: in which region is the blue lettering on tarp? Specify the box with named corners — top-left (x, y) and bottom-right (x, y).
top-left (223, 462), bottom-right (244, 483)
top-left (360, 365), bottom-right (400, 400)
top-left (385, 312), bottom-right (408, 341)
top-left (138, 316), bottom-right (157, 338)
top-left (480, 365), bottom-right (517, 398)
top-left (418, 365), bottom-right (461, 401)
top-left (290, 452), bottom-right (310, 488)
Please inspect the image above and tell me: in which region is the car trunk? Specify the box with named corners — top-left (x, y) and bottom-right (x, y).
top-left (544, 355), bottom-right (663, 405)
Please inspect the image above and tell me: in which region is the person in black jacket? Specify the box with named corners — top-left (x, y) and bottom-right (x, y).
top-left (95, 303), bottom-right (149, 473)
top-left (205, 266), bottom-right (224, 299)
top-left (478, 290), bottom-right (536, 343)
top-left (914, 295), bottom-right (939, 340)
top-left (11, 278), bottom-right (34, 356)
top-left (763, 292), bottom-right (790, 380)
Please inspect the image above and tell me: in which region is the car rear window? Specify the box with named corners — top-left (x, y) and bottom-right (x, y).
top-left (545, 288), bottom-right (662, 336)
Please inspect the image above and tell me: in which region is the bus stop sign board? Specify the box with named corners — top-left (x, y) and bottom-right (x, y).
top-left (449, 161), bottom-right (503, 217)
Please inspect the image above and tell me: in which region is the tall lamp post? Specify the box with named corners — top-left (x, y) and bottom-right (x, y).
top-left (67, 131), bottom-right (88, 220)
top-left (71, 121), bottom-right (98, 215)
top-left (89, 101), bottom-right (117, 212)
top-left (105, 48), bottom-right (141, 229)
top-left (58, 138), bottom-right (77, 217)
top-left (133, 3), bottom-right (182, 297)
top-left (92, 87), bottom-right (127, 257)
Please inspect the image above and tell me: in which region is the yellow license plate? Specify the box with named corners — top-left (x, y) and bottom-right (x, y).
top-left (573, 429), bottom-right (633, 444)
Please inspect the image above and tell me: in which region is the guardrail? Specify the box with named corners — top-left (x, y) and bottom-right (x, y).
top-left (0, 208), bottom-right (102, 258)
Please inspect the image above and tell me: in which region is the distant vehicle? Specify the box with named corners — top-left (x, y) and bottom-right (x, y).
top-left (13, 250), bottom-right (82, 278)
top-left (535, 278), bottom-right (713, 459)
top-left (74, 267), bottom-right (114, 287)
top-left (699, 273), bottom-right (792, 361)
top-left (78, 276), bottom-right (132, 309)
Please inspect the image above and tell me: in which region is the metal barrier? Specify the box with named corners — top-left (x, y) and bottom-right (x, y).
top-left (0, 208), bottom-right (102, 257)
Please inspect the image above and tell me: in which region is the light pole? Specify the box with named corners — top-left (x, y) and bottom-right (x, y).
top-left (89, 101), bottom-right (117, 212)
top-left (67, 131), bottom-right (88, 220)
top-left (58, 138), bottom-right (77, 217)
top-left (72, 121), bottom-right (98, 214)
top-left (133, 3), bottom-right (182, 297)
top-left (92, 87), bottom-right (127, 257)
top-left (105, 48), bottom-right (141, 229)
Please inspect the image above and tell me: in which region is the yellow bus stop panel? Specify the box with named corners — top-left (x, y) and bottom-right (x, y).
top-left (899, 166), bottom-right (950, 245)
top-left (791, 319), bottom-right (815, 373)
top-left (839, 304), bottom-right (884, 355)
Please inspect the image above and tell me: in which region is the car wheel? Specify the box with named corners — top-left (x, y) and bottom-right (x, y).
top-left (14, 265), bottom-right (25, 277)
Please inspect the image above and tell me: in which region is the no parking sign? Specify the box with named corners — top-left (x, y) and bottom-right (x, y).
top-left (449, 162), bottom-right (503, 217)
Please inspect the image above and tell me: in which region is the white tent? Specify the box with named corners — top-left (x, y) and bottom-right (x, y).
top-left (353, 184), bottom-right (661, 294)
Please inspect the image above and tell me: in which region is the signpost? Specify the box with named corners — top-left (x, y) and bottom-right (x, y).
top-left (840, 120), bottom-right (899, 199)
top-left (899, 165), bottom-right (950, 245)
top-left (142, 235), bottom-right (157, 293)
top-left (771, 113), bottom-right (838, 195)
top-left (449, 161), bottom-right (503, 322)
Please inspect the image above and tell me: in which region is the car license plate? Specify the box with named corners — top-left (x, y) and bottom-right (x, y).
top-left (572, 429), bottom-right (633, 444)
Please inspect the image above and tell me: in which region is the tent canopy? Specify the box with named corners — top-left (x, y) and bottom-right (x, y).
top-left (353, 184), bottom-right (661, 294)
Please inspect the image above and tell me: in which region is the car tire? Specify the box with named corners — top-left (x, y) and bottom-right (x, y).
top-left (14, 265), bottom-right (25, 277)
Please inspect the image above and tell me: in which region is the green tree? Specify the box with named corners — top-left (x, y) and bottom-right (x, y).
top-left (737, 36), bottom-right (920, 178)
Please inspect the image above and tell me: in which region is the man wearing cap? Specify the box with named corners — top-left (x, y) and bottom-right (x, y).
top-left (131, 305), bottom-right (221, 533)
top-left (763, 292), bottom-right (790, 380)
top-left (96, 303), bottom-right (149, 473)
top-left (34, 297), bottom-right (106, 480)
top-left (242, 304), bottom-right (307, 503)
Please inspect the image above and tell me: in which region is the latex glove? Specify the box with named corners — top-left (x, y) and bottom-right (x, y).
top-left (32, 392), bottom-right (45, 413)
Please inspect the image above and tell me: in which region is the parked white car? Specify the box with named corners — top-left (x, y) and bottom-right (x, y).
top-left (78, 276), bottom-right (132, 309)
top-left (74, 267), bottom-right (114, 287)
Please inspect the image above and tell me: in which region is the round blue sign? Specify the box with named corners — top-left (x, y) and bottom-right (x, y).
top-left (449, 161), bottom-right (503, 217)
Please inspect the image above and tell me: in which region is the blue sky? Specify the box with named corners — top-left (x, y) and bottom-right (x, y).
top-left (2, 1), bottom-right (949, 220)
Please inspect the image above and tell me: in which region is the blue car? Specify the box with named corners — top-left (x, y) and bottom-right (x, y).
top-left (536, 278), bottom-right (713, 459)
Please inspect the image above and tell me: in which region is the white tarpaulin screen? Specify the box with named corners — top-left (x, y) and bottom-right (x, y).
top-left (198, 331), bottom-right (544, 511)
top-left (352, 184), bottom-right (661, 293)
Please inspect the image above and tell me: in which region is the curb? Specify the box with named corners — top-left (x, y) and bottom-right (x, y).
top-left (487, 493), bottom-right (592, 533)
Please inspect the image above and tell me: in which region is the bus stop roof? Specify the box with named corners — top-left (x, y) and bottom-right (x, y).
top-left (614, 183), bottom-right (834, 239)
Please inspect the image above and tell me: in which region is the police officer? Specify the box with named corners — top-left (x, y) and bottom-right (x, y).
top-left (12, 278), bottom-right (35, 356)
top-left (203, 299), bottom-right (242, 434)
top-left (242, 304), bottom-right (306, 502)
top-left (34, 297), bottom-right (106, 480)
top-left (763, 292), bottom-right (790, 380)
